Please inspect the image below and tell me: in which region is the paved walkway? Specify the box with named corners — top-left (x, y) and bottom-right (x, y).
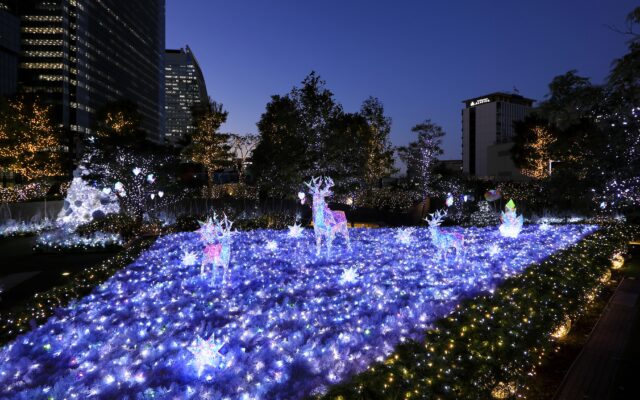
top-left (0, 236), bottom-right (116, 310)
top-left (555, 263), bottom-right (640, 399)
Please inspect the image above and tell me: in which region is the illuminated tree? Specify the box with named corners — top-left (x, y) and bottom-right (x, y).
top-left (85, 101), bottom-right (179, 221)
top-left (182, 99), bottom-right (231, 196)
top-left (95, 100), bottom-right (142, 141)
top-left (397, 120), bottom-right (445, 198)
top-left (512, 116), bottom-right (556, 179)
top-left (360, 97), bottom-right (395, 185)
top-left (0, 96), bottom-right (63, 181)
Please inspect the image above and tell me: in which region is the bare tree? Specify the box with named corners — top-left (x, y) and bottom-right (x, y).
top-left (228, 133), bottom-right (259, 183)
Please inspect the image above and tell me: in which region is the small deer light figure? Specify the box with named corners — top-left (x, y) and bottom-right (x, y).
top-left (302, 176), bottom-right (351, 255)
top-left (425, 209), bottom-right (464, 261)
top-left (199, 214), bottom-right (233, 282)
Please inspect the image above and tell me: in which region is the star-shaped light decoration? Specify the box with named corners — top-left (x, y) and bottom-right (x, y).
top-left (187, 334), bottom-right (225, 376)
top-left (340, 266), bottom-right (359, 284)
top-left (265, 240), bottom-right (278, 251)
top-left (197, 217), bottom-right (218, 244)
top-left (182, 251), bottom-right (198, 266)
top-left (287, 223), bottom-right (304, 238)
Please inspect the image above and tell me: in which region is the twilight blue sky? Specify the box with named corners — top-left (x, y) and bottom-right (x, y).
top-left (166, 1), bottom-right (636, 159)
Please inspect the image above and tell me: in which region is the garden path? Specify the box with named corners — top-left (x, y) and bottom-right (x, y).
top-left (555, 253), bottom-right (640, 400)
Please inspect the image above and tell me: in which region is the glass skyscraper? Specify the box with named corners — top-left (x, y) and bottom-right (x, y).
top-left (0, 1), bottom-right (20, 97)
top-left (165, 46), bottom-right (208, 147)
top-left (16, 0), bottom-right (166, 152)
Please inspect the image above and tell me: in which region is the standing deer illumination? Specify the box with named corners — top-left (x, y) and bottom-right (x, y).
top-left (302, 177), bottom-right (351, 255)
top-left (425, 209), bottom-right (464, 261)
top-left (198, 214), bottom-right (233, 282)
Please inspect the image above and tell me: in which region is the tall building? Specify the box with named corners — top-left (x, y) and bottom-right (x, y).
top-left (0, 1), bottom-right (20, 97)
top-left (15, 0), bottom-right (165, 151)
top-left (165, 46), bottom-right (208, 147)
top-left (461, 92), bottom-right (534, 180)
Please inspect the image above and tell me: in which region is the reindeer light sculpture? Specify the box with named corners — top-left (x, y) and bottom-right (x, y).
top-left (425, 209), bottom-right (464, 261)
top-left (302, 176), bottom-right (350, 255)
top-left (198, 214), bottom-right (233, 282)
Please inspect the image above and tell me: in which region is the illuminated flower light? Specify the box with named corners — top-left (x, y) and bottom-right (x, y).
top-left (611, 252), bottom-right (625, 270)
top-left (35, 230), bottom-right (123, 252)
top-left (0, 218), bottom-right (55, 238)
top-left (491, 381), bottom-right (517, 399)
top-left (0, 224), bottom-right (597, 399)
top-left (600, 269), bottom-right (612, 283)
top-left (551, 317), bottom-right (572, 339)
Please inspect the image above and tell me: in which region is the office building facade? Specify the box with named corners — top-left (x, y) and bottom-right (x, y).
top-left (461, 92), bottom-right (534, 180)
top-left (165, 46), bottom-right (208, 147)
top-left (16, 0), bottom-right (165, 149)
top-left (0, 1), bottom-right (20, 97)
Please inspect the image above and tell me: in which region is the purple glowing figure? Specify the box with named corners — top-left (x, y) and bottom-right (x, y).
top-left (426, 209), bottom-right (465, 261)
top-left (303, 177), bottom-right (351, 255)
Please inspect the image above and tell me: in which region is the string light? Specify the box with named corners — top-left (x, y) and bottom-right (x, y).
top-left (0, 223), bottom-right (601, 399)
top-left (322, 224), bottom-right (634, 399)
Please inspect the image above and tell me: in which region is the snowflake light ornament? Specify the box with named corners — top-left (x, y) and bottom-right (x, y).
top-left (197, 217), bottom-right (218, 244)
top-left (187, 334), bottom-right (225, 376)
top-left (266, 240), bottom-right (278, 251)
top-left (395, 228), bottom-right (415, 245)
top-left (182, 251), bottom-right (198, 266)
top-left (287, 223), bottom-right (304, 238)
top-left (340, 267), bottom-right (359, 284)
top-left (488, 244), bottom-right (500, 256)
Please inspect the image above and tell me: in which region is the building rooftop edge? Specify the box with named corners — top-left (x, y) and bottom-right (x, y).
top-left (461, 92), bottom-right (535, 103)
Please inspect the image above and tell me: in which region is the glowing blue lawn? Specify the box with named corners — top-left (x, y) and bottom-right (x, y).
top-left (0, 224), bottom-right (597, 400)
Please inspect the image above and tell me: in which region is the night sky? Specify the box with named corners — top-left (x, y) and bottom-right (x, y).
top-left (166, 0), bottom-right (636, 160)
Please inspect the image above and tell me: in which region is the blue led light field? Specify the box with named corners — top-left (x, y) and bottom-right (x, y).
top-left (0, 224), bottom-right (597, 399)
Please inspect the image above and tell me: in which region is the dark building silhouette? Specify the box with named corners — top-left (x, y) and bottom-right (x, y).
top-left (165, 46), bottom-right (208, 147)
top-left (15, 0), bottom-right (166, 151)
top-left (0, 1), bottom-right (20, 96)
